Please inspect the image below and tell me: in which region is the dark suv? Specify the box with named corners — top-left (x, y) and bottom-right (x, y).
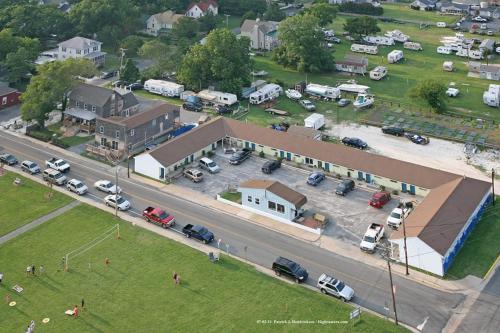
top-left (272, 257), bottom-right (308, 283)
top-left (335, 179), bottom-right (355, 196)
top-left (261, 159), bottom-right (281, 174)
top-left (381, 126), bottom-right (404, 137)
top-left (341, 137), bottom-right (368, 149)
top-left (229, 148), bottom-right (252, 165)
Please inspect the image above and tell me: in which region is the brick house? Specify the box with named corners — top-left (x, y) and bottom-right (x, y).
top-left (0, 86), bottom-right (21, 110)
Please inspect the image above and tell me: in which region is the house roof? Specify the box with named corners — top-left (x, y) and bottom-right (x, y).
top-left (0, 86), bottom-right (17, 96)
top-left (480, 64), bottom-right (500, 73)
top-left (149, 10), bottom-right (184, 25)
top-left (58, 36), bottom-right (101, 50)
top-left (241, 19), bottom-right (279, 35)
top-left (69, 84), bottom-right (113, 107)
top-left (101, 103), bottom-right (180, 129)
top-left (65, 108), bottom-right (96, 121)
top-left (336, 55), bottom-right (368, 67)
top-left (287, 125), bottom-right (321, 140)
top-left (188, 0), bottom-right (218, 12)
top-left (117, 90), bottom-right (140, 110)
top-left (239, 180), bottom-right (307, 208)
top-left (391, 177), bottom-right (491, 255)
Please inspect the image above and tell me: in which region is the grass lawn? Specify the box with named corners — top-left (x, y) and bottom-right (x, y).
top-left (219, 191), bottom-right (242, 203)
top-left (0, 204), bottom-right (407, 333)
top-left (134, 90), bottom-right (184, 106)
top-left (31, 124), bottom-right (93, 147)
top-left (445, 200), bottom-right (500, 280)
top-left (0, 172), bottom-right (73, 236)
top-left (381, 3), bottom-right (459, 25)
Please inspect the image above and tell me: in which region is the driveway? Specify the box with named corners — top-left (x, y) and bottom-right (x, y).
top-left (0, 104), bottom-right (21, 124)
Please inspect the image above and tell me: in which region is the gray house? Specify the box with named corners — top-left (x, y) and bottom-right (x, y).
top-left (468, 61), bottom-right (500, 80)
top-left (479, 39), bottom-right (495, 52)
top-left (146, 10), bottom-right (184, 36)
top-left (240, 19), bottom-right (279, 51)
top-left (439, 2), bottom-right (470, 15)
top-left (335, 55), bottom-right (368, 75)
top-left (95, 102), bottom-right (180, 154)
top-left (238, 180), bottom-right (307, 221)
top-left (410, 0), bottom-right (438, 11)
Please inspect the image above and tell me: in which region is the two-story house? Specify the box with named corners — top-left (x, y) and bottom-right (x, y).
top-left (185, 0), bottom-right (218, 19)
top-left (240, 19), bottom-right (280, 51)
top-left (146, 10), bottom-right (184, 36)
top-left (54, 37), bottom-right (106, 66)
top-left (64, 84), bottom-right (139, 134)
top-left (95, 102), bottom-right (180, 156)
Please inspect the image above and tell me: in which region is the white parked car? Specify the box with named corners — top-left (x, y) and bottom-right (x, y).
top-left (94, 180), bottom-right (121, 194)
top-left (285, 89), bottom-right (302, 100)
top-left (472, 16), bottom-right (488, 23)
top-left (446, 88), bottom-right (459, 97)
top-left (21, 160), bottom-right (40, 174)
top-left (317, 274), bottom-right (355, 302)
top-left (386, 203), bottom-right (413, 229)
top-left (66, 179), bottom-right (88, 195)
top-left (104, 195), bottom-right (130, 211)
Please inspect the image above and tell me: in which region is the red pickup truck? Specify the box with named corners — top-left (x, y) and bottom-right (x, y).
top-left (369, 191), bottom-right (391, 209)
top-left (143, 207), bottom-right (175, 228)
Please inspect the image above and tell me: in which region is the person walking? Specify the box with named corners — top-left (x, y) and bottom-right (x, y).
top-left (175, 274), bottom-right (181, 285)
top-left (81, 298), bottom-right (85, 311)
top-left (73, 305), bottom-right (79, 318)
top-left (0, 272), bottom-right (3, 284)
top-left (105, 258), bottom-right (110, 267)
top-left (172, 271), bottom-right (177, 284)
top-left (40, 265), bottom-right (44, 275)
top-left (31, 265), bottom-right (36, 276)
top-left (26, 265), bottom-right (31, 277)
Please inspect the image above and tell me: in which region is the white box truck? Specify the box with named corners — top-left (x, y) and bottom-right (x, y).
top-left (304, 83), bottom-right (341, 100)
top-left (249, 84), bottom-right (282, 104)
top-left (404, 42), bottom-right (422, 51)
top-left (369, 66), bottom-right (387, 80)
top-left (304, 113), bottom-right (325, 130)
top-left (144, 79), bottom-right (184, 97)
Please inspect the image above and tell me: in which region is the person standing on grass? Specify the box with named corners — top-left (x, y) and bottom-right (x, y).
top-left (26, 265), bottom-right (31, 277)
top-left (0, 272), bottom-right (3, 284)
top-left (81, 298), bottom-right (85, 311)
top-left (172, 271), bottom-right (177, 284)
top-left (105, 258), bottom-right (110, 267)
top-left (40, 265), bottom-right (44, 275)
top-left (31, 265), bottom-right (35, 276)
top-left (73, 305), bottom-right (79, 318)
top-left (175, 274), bottom-right (181, 285)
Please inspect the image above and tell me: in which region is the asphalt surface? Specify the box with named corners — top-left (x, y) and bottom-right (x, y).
top-left (0, 104), bottom-right (21, 124)
top-left (0, 130), bottom-right (466, 333)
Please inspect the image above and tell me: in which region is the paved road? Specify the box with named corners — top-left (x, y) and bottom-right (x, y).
top-left (0, 104), bottom-right (21, 123)
top-left (0, 130), bottom-right (465, 333)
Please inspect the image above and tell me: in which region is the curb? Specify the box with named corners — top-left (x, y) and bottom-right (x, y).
top-left (483, 254), bottom-right (500, 281)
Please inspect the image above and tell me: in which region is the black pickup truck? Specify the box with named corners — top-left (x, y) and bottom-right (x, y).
top-left (182, 224), bottom-right (214, 244)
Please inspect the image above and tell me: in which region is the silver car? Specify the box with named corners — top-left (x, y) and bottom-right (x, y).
top-left (21, 160), bottom-right (41, 174)
top-left (317, 273), bottom-right (354, 302)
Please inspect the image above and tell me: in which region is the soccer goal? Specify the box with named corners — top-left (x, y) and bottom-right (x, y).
top-left (64, 224), bottom-right (120, 271)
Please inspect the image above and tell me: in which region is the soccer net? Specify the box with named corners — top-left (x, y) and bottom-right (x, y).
top-left (64, 224), bottom-right (120, 271)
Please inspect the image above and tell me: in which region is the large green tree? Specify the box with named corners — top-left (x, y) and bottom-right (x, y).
top-left (343, 16), bottom-right (380, 39)
top-left (172, 17), bottom-right (199, 41)
top-left (410, 79), bottom-right (447, 113)
top-left (263, 3), bottom-right (285, 22)
top-left (305, 2), bottom-right (338, 27)
top-left (5, 47), bottom-right (36, 83)
top-left (273, 14), bottom-right (334, 72)
top-left (177, 28), bottom-right (251, 95)
top-left (218, 0), bottom-right (267, 16)
top-left (21, 59), bottom-right (97, 128)
top-left (120, 59), bottom-right (140, 83)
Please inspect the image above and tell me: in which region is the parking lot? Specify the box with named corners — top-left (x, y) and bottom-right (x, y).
top-left (175, 150), bottom-right (404, 246)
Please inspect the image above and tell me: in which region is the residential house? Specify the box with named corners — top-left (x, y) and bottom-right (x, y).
top-left (36, 36), bottom-right (106, 67)
top-left (335, 55), bottom-right (369, 75)
top-left (439, 2), bottom-right (470, 15)
top-left (240, 19), bottom-right (280, 51)
top-left (410, 0), bottom-right (438, 11)
top-left (238, 180), bottom-right (307, 222)
top-left (185, 0), bottom-right (218, 19)
top-left (479, 39), bottom-right (495, 52)
top-left (95, 102), bottom-right (180, 156)
top-left (0, 86), bottom-right (21, 110)
top-left (479, 6), bottom-right (500, 19)
top-left (146, 10), bottom-right (184, 36)
top-left (64, 84), bottom-right (139, 134)
top-left (480, 64), bottom-right (500, 80)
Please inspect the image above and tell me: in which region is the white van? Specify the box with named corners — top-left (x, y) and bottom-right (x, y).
top-left (436, 22), bottom-right (447, 28)
top-left (199, 157), bottom-right (220, 173)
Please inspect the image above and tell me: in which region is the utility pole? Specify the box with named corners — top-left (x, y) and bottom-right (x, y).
top-left (402, 202), bottom-right (409, 275)
top-left (119, 48), bottom-right (127, 78)
top-left (492, 168), bottom-right (496, 206)
top-left (115, 166), bottom-right (119, 217)
top-left (387, 252), bottom-right (399, 326)
top-left (224, 14), bottom-right (230, 28)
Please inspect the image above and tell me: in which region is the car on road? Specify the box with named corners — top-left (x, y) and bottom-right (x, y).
top-left (42, 168), bottom-right (67, 185)
top-left (21, 160), bottom-right (40, 174)
top-left (317, 273), bottom-right (354, 302)
top-left (127, 82), bottom-right (143, 91)
top-left (261, 159), bottom-right (281, 174)
top-left (0, 153), bottom-right (18, 165)
top-left (299, 99), bottom-right (316, 112)
top-left (229, 148), bottom-right (252, 165)
top-left (45, 157), bottom-right (70, 173)
top-left (143, 206), bottom-right (175, 228)
top-left (104, 195), bottom-right (130, 211)
top-left (66, 179), bottom-right (88, 195)
top-left (182, 224), bottom-right (214, 244)
top-left (404, 132), bottom-right (429, 145)
top-left (183, 168), bottom-right (203, 182)
top-left (369, 191), bottom-right (391, 208)
top-left (100, 70), bottom-right (117, 79)
top-left (199, 157), bottom-right (220, 173)
top-left (341, 137), bottom-right (368, 149)
top-left (272, 257), bottom-right (308, 283)
top-left (381, 126), bottom-right (404, 137)
top-left (94, 180), bottom-right (121, 194)
top-left (215, 105), bottom-right (231, 115)
top-left (307, 172), bottom-right (325, 186)
top-left (335, 179), bottom-right (355, 196)
top-left (472, 16), bottom-right (488, 22)
top-left (337, 99), bottom-right (350, 107)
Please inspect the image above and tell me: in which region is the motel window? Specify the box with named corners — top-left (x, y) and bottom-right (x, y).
top-left (247, 195), bottom-right (252, 203)
top-left (92, 105), bottom-right (96, 112)
top-left (277, 204), bottom-right (285, 214)
top-left (115, 130), bottom-right (120, 139)
top-left (83, 103), bottom-right (87, 110)
top-left (152, 119), bottom-right (157, 126)
top-left (305, 157), bottom-right (313, 165)
top-left (75, 101), bottom-right (80, 107)
top-left (130, 129), bottom-right (135, 137)
top-left (77, 49), bottom-right (81, 54)
top-left (99, 126), bottom-right (104, 134)
top-left (268, 201), bottom-right (276, 210)
top-left (125, 109), bottom-right (130, 117)
top-left (255, 198), bottom-right (260, 205)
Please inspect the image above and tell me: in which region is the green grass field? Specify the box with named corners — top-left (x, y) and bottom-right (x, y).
top-left (0, 172), bottom-right (73, 236)
top-left (446, 200), bottom-right (500, 279)
top-left (381, 3), bottom-right (459, 25)
top-left (0, 203), bottom-right (407, 333)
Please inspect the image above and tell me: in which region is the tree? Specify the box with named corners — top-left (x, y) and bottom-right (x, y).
top-left (273, 14), bottom-right (334, 72)
top-left (177, 28), bottom-right (251, 95)
top-left (120, 35), bottom-right (145, 58)
top-left (199, 12), bottom-right (218, 33)
top-left (240, 10), bottom-right (257, 25)
top-left (343, 16), bottom-right (380, 39)
top-left (410, 79), bottom-right (447, 113)
top-left (172, 17), bottom-right (199, 41)
top-left (21, 59), bottom-right (97, 128)
top-left (138, 40), bottom-right (179, 77)
top-left (306, 3), bottom-right (337, 27)
top-left (121, 59), bottom-right (140, 83)
top-left (5, 47), bottom-right (35, 83)
top-left (218, 0), bottom-right (267, 16)
top-left (263, 3), bottom-right (285, 22)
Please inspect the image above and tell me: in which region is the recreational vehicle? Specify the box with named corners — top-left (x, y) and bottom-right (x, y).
top-left (385, 30), bottom-right (410, 43)
top-left (404, 42), bottom-right (422, 51)
top-left (387, 50), bottom-right (404, 64)
top-left (304, 83), bottom-right (341, 100)
top-left (197, 89), bottom-right (238, 106)
top-left (144, 79), bottom-right (184, 97)
top-left (483, 84), bottom-right (500, 107)
top-left (369, 66), bottom-right (387, 80)
top-left (249, 84), bottom-right (282, 105)
top-left (362, 36), bottom-right (395, 46)
top-left (337, 83), bottom-right (370, 94)
top-left (437, 46), bottom-right (452, 55)
top-left (350, 44), bottom-right (378, 55)
top-left (443, 61), bottom-right (454, 72)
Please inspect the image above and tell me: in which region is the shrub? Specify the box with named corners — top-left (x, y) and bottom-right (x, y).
top-left (392, 190), bottom-right (399, 195)
top-left (27, 130), bottom-right (52, 142)
top-left (207, 151), bottom-right (215, 157)
top-left (259, 151), bottom-right (265, 158)
top-left (379, 185), bottom-right (386, 191)
top-left (51, 138), bottom-right (70, 149)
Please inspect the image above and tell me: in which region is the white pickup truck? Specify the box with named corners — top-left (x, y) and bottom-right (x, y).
top-left (360, 223), bottom-right (385, 253)
top-left (386, 202), bottom-right (413, 229)
top-left (45, 157), bottom-right (70, 173)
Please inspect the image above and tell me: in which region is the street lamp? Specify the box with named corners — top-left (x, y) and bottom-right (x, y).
top-left (224, 14), bottom-right (230, 28)
top-left (115, 166), bottom-right (120, 217)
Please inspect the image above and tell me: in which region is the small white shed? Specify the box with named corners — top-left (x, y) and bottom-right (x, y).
top-left (304, 113), bottom-right (325, 130)
top-left (443, 61), bottom-right (454, 72)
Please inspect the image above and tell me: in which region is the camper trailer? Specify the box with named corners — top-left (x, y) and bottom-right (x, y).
top-left (197, 89), bottom-right (238, 106)
top-left (456, 48), bottom-right (469, 58)
top-left (144, 79), bottom-right (184, 97)
top-left (443, 61), bottom-right (454, 72)
top-left (304, 113), bottom-right (325, 130)
top-left (483, 84), bottom-right (500, 107)
top-left (370, 66), bottom-right (387, 81)
top-left (385, 30), bottom-right (410, 43)
top-left (469, 50), bottom-right (484, 60)
top-left (437, 46), bottom-right (452, 55)
top-left (304, 83), bottom-right (341, 100)
top-left (249, 84), bottom-right (282, 104)
top-left (362, 36), bottom-right (395, 46)
top-left (404, 42), bottom-right (422, 51)
top-left (351, 44), bottom-right (378, 55)
top-left (387, 50), bottom-right (404, 64)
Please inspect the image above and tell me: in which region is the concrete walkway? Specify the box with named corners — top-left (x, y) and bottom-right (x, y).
top-left (0, 201), bottom-right (80, 245)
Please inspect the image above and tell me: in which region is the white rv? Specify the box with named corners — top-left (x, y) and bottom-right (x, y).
top-left (197, 89), bottom-right (238, 106)
top-left (456, 48), bottom-right (469, 58)
top-left (144, 79), bottom-right (184, 97)
top-left (387, 50), bottom-right (404, 64)
top-left (385, 30), bottom-right (410, 43)
top-left (469, 50), bottom-right (484, 60)
top-left (437, 46), bottom-right (452, 55)
top-left (362, 36), bottom-right (395, 46)
top-left (304, 113), bottom-right (325, 130)
top-left (443, 61), bottom-right (454, 72)
top-left (483, 84), bottom-right (500, 107)
top-left (351, 44), bottom-right (378, 55)
top-left (249, 84), bottom-right (282, 104)
top-left (404, 42), bottom-right (422, 51)
top-left (369, 66), bottom-right (387, 80)
top-left (304, 83), bottom-right (341, 100)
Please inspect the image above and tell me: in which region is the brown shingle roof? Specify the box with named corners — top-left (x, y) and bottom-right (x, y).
top-left (391, 177), bottom-right (491, 255)
top-left (287, 125), bottom-right (321, 140)
top-left (99, 103), bottom-right (179, 129)
top-left (239, 180), bottom-right (307, 208)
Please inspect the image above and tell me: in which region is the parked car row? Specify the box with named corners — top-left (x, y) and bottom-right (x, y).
top-left (382, 126), bottom-right (430, 145)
